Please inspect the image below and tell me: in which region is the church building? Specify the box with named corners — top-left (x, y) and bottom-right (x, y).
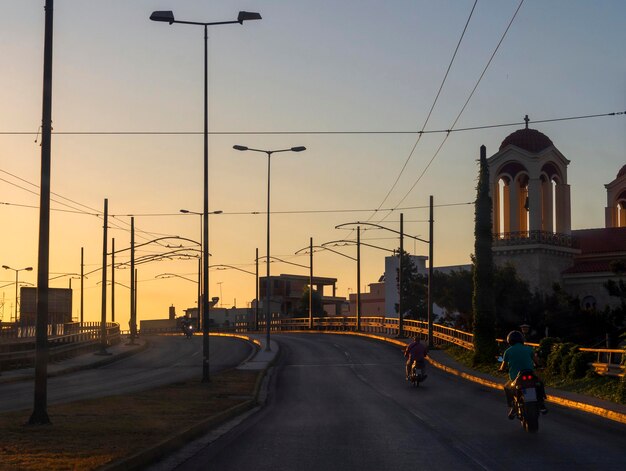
top-left (487, 117), bottom-right (626, 310)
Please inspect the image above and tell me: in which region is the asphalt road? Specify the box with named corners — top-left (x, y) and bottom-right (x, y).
top-left (175, 333), bottom-right (625, 471)
top-left (0, 335), bottom-right (252, 413)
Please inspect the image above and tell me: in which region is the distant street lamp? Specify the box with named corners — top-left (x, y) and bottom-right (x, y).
top-left (180, 209), bottom-right (223, 330)
top-left (322, 232), bottom-right (394, 331)
top-left (151, 9), bottom-right (260, 383)
top-left (295, 243), bottom-right (358, 328)
top-left (336, 214), bottom-right (427, 338)
top-left (234, 145), bottom-right (306, 350)
top-left (2, 265), bottom-right (33, 323)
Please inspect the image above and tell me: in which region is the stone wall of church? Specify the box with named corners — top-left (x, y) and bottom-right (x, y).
top-left (493, 246), bottom-right (577, 294)
top-left (563, 274), bottom-right (623, 310)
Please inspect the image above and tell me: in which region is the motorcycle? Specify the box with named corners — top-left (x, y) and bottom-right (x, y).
top-left (181, 322), bottom-right (194, 339)
top-left (510, 370), bottom-right (542, 433)
top-left (408, 360), bottom-right (427, 388)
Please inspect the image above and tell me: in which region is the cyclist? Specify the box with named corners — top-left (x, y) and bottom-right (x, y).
top-left (499, 330), bottom-right (547, 419)
top-left (404, 336), bottom-right (428, 381)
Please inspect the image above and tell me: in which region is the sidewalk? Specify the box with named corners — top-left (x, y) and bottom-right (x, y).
top-left (0, 338), bottom-right (148, 384)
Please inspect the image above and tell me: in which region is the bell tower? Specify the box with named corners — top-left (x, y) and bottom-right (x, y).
top-left (605, 165), bottom-right (626, 228)
top-left (486, 118), bottom-right (579, 293)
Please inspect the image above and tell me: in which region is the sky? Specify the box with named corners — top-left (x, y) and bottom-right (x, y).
top-left (1, 0), bottom-right (625, 328)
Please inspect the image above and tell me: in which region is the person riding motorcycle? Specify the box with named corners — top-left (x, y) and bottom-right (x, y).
top-left (404, 336), bottom-right (428, 381)
top-left (499, 330), bottom-right (547, 419)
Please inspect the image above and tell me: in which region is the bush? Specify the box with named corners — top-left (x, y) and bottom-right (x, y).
top-left (536, 337), bottom-right (560, 366)
top-left (568, 351), bottom-right (593, 380)
top-left (618, 377), bottom-right (626, 403)
top-left (546, 342), bottom-right (576, 377)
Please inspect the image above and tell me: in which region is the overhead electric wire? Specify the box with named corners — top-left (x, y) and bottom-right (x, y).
top-left (376, 0), bottom-right (525, 224)
top-left (1, 112), bottom-right (623, 137)
top-left (371, 0), bottom-right (478, 217)
top-left (0, 170), bottom-right (173, 242)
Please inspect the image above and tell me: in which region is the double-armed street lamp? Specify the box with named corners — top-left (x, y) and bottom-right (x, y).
top-left (233, 145), bottom-right (306, 351)
top-left (2, 265), bottom-right (33, 323)
top-left (180, 209), bottom-right (223, 330)
top-left (151, 8), bottom-right (261, 383)
top-left (322, 231), bottom-right (395, 332)
top-left (335, 199), bottom-right (434, 345)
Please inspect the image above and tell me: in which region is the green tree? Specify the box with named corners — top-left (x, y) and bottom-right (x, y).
top-left (394, 249), bottom-right (422, 319)
top-left (432, 268), bottom-right (473, 329)
top-left (297, 286), bottom-right (324, 317)
top-left (472, 145), bottom-right (498, 364)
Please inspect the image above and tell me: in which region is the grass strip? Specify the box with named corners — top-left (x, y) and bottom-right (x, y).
top-left (442, 344), bottom-right (625, 404)
top-left (0, 369), bottom-right (260, 471)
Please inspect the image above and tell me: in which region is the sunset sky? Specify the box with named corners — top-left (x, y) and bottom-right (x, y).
top-left (1, 1), bottom-right (625, 327)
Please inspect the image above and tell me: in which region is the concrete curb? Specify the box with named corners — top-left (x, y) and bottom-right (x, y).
top-left (98, 333), bottom-right (277, 471)
top-left (99, 400), bottom-right (257, 471)
top-left (283, 330), bottom-right (626, 426)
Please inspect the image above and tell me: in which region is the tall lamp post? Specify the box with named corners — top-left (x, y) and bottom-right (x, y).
top-left (233, 145), bottom-right (306, 351)
top-left (180, 209), bottom-right (223, 330)
top-left (151, 9), bottom-right (261, 383)
top-left (2, 265), bottom-right (33, 323)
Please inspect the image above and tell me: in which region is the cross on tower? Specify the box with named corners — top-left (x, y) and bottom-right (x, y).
top-left (524, 115), bottom-right (530, 129)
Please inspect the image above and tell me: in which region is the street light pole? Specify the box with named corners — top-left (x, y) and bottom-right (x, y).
top-left (180, 209), bottom-right (223, 332)
top-left (428, 195), bottom-right (434, 348)
top-left (309, 237), bottom-right (313, 329)
top-left (1, 266), bottom-right (33, 323)
top-left (80, 247), bottom-right (84, 324)
top-left (255, 248), bottom-right (259, 331)
top-left (357, 226), bottom-right (361, 332)
top-left (151, 6), bottom-right (261, 384)
top-left (233, 145), bottom-right (306, 350)
top-left (111, 237), bottom-right (115, 323)
top-left (334, 217), bottom-right (428, 340)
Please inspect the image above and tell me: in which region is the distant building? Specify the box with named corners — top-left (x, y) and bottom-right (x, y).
top-left (349, 281), bottom-right (385, 316)
top-left (259, 274), bottom-right (346, 317)
top-left (20, 287), bottom-right (72, 325)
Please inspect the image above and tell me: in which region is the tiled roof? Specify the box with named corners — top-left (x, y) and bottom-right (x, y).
top-left (563, 227), bottom-right (626, 275)
top-left (571, 227), bottom-right (626, 254)
top-left (562, 260), bottom-right (613, 275)
top-left (499, 128), bottom-right (553, 153)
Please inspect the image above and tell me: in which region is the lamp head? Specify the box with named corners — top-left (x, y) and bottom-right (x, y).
top-left (25, 267), bottom-right (33, 271)
top-left (150, 11), bottom-right (175, 24)
top-left (180, 209), bottom-right (190, 214)
top-left (2, 265), bottom-right (9, 270)
top-left (233, 145), bottom-right (248, 151)
top-left (291, 146), bottom-right (306, 152)
top-left (237, 11), bottom-right (262, 24)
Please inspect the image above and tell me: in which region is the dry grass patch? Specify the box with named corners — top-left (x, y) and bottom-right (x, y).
top-left (0, 369), bottom-right (260, 471)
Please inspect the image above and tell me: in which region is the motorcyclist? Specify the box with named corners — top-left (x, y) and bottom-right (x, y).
top-left (404, 336), bottom-right (428, 381)
top-left (499, 330), bottom-right (547, 419)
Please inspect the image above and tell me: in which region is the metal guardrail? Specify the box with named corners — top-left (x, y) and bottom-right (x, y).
top-left (0, 322), bottom-right (120, 371)
top-left (230, 316), bottom-right (624, 377)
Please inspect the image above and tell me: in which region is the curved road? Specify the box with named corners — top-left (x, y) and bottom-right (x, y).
top-left (0, 335), bottom-right (252, 412)
top-left (175, 334), bottom-right (625, 471)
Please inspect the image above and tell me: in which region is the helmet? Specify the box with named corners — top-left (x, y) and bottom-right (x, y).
top-left (506, 330), bottom-right (524, 345)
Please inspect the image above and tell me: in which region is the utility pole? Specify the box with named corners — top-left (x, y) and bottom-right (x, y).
top-left (309, 237), bottom-right (313, 329)
top-left (96, 198), bottom-right (110, 356)
top-left (428, 195), bottom-right (434, 348)
top-left (29, 0), bottom-right (54, 426)
top-left (356, 226), bottom-right (361, 332)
